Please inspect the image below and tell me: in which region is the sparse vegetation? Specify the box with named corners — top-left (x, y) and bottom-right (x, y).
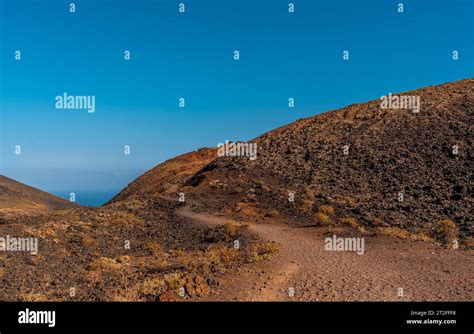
top-left (203, 220), bottom-right (249, 243)
top-left (223, 220), bottom-right (242, 238)
top-left (205, 245), bottom-right (242, 270)
top-left (376, 227), bottom-right (435, 243)
top-left (376, 227), bottom-right (410, 239)
top-left (339, 217), bottom-right (359, 228)
top-left (300, 187), bottom-right (315, 213)
top-left (148, 241), bottom-right (164, 256)
top-left (250, 242), bottom-right (281, 261)
top-left (319, 205), bottom-right (335, 216)
top-left (434, 220), bottom-right (458, 244)
top-left (235, 202), bottom-right (260, 219)
top-left (110, 211), bottom-right (144, 227)
top-left (314, 212), bottom-right (331, 225)
top-left (164, 272), bottom-right (185, 291)
top-left (409, 233), bottom-right (435, 243)
top-left (89, 257), bottom-right (123, 271)
top-left (19, 291), bottom-right (47, 302)
top-left (140, 277), bottom-right (166, 297)
top-left (333, 195), bottom-right (358, 209)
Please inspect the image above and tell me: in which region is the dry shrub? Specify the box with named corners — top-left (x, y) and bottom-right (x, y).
top-left (434, 220), bottom-right (458, 243)
top-left (142, 277), bottom-right (167, 296)
top-left (376, 227), bottom-right (434, 243)
top-left (250, 242), bottom-right (281, 261)
top-left (264, 209), bottom-right (279, 218)
top-left (147, 241), bottom-right (163, 255)
top-left (409, 233), bottom-right (435, 243)
top-left (20, 292), bottom-right (47, 302)
top-left (144, 242), bottom-right (170, 269)
top-left (110, 274), bottom-right (166, 302)
top-left (314, 212), bottom-right (331, 225)
top-left (18, 284), bottom-right (51, 302)
top-left (319, 205), bottom-right (335, 216)
top-left (205, 245), bottom-right (242, 269)
top-left (339, 217), bottom-right (359, 228)
top-left (334, 195), bottom-right (358, 209)
top-left (164, 272), bottom-right (185, 291)
top-left (235, 202), bottom-right (260, 218)
top-left (300, 200), bottom-right (314, 213)
top-left (170, 249), bottom-right (193, 268)
top-left (112, 211), bottom-right (144, 227)
top-left (303, 186), bottom-right (315, 201)
top-left (376, 227), bottom-right (410, 239)
top-left (205, 220), bottom-right (248, 242)
top-left (120, 198), bottom-right (144, 210)
top-left (22, 225), bottom-right (56, 240)
top-left (108, 274), bottom-right (143, 301)
top-left (184, 275), bottom-right (210, 297)
top-left (86, 256), bottom-right (129, 282)
top-left (110, 288), bottom-right (142, 302)
top-left (223, 220), bottom-right (242, 238)
top-left (137, 255), bottom-right (168, 271)
top-left (299, 187), bottom-right (315, 213)
top-left (90, 257), bottom-right (123, 271)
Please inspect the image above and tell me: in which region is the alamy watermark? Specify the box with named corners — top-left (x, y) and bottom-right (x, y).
top-left (380, 93), bottom-right (420, 113)
top-left (0, 235), bottom-right (38, 255)
top-left (325, 234), bottom-right (365, 255)
top-left (18, 308), bottom-right (55, 328)
top-left (55, 92), bottom-right (95, 113)
top-left (217, 140), bottom-right (258, 161)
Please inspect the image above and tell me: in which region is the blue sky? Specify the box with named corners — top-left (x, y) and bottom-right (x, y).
top-left (1, 0), bottom-right (473, 205)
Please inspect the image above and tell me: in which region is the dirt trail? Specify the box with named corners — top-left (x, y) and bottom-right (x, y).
top-left (178, 207), bottom-right (474, 301)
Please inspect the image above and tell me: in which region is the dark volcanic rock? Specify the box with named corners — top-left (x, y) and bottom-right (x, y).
top-left (182, 79), bottom-right (474, 238)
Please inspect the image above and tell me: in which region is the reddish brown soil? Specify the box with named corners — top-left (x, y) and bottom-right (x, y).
top-left (179, 206), bottom-right (473, 301)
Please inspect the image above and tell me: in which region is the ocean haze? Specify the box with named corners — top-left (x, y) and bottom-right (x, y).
top-left (0, 168), bottom-right (143, 207)
top-left (52, 189), bottom-right (120, 207)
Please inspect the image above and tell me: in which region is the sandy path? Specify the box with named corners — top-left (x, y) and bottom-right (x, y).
top-left (178, 207), bottom-right (474, 301)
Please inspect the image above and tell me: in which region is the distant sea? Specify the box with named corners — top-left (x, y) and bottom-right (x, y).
top-left (53, 189), bottom-right (120, 207)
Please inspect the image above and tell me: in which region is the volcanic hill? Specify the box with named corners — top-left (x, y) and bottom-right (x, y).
top-left (111, 78), bottom-right (474, 244)
top-left (0, 175), bottom-right (78, 211)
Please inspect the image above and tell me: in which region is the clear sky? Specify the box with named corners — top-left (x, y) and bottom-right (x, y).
top-left (1, 0), bottom-right (473, 205)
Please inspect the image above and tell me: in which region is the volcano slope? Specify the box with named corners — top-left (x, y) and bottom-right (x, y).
top-left (109, 78), bottom-right (473, 301)
top-left (175, 78), bottom-right (473, 247)
top-left (0, 175), bottom-right (78, 212)
top-left (0, 160), bottom-right (272, 301)
top-left (112, 79), bottom-right (473, 247)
